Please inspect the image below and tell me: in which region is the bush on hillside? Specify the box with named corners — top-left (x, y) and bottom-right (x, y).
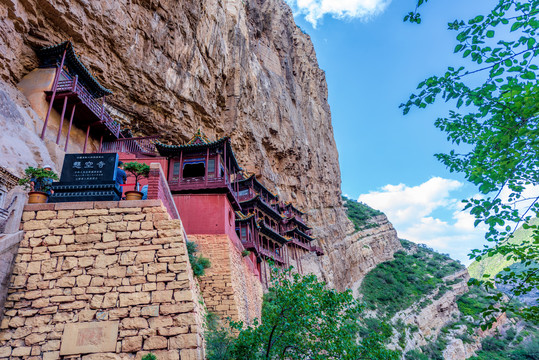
top-left (360, 242), bottom-right (465, 317)
top-left (342, 196), bottom-right (384, 231)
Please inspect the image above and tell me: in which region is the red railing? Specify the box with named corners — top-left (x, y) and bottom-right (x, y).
top-left (259, 247), bottom-right (284, 263)
top-left (100, 136), bottom-right (158, 154)
top-left (171, 175), bottom-right (239, 204)
top-left (55, 73), bottom-right (120, 138)
top-left (148, 163), bottom-right (180, 220)
top-left (291, 239), bottom-right (312, 252)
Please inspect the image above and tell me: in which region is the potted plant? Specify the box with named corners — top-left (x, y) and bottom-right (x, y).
top-left (123, 161), bottom-right (150, 201)
top-left (18, 166), bottom-right (59, 204)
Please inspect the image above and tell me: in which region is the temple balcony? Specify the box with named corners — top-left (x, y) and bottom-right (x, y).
top-left (241, 240), bottom-right (257, 250)
top-left (168, 175), bottom-right (240, 209)
top-left (290, 239), bottom-right (312, 252)
top-left (258, 247), bottom-right (285, 264)
top-left (46, 72), bottom-right (120, 139)
top-left (100, 136), bottom-right (159, 155)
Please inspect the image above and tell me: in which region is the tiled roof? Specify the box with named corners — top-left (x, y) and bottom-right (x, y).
top-left (36, 41), bottom-right (112, 97)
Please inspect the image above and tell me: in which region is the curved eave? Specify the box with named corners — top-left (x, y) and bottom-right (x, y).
top-left (235, 211), bottom-right (256, 222)
top-left (286, 216), bottom-right (311, 230)
top-left (155, 137), bottom-right (240, 170)
top-left (37, 41), bottom-right (112, 97)
top-left (236, 175), bottom-right (278, 201)
top-left (285, 227), bottom-right (315, 242)
top-left (258, 221), bottom-right (289, 245)
top-left (240, 196), bottom-right (282, 221)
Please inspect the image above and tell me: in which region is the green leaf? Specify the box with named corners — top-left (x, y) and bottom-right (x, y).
top-left (486, 30), bottom-right (495, 38)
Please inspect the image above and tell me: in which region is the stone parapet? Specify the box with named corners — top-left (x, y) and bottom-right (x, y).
top-left (0, 200), bottom-right (205, 360)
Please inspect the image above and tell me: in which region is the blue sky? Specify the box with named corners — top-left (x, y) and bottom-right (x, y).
top-left (284, 0), bottom-right (495, 264)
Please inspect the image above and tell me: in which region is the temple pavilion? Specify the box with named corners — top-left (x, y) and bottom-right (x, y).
top-left (36, 41), bottom-right (121, 152)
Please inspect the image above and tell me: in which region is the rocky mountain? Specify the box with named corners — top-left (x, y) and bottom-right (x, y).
top-left (0, 0), bottom-right (361, 287)
top-left (358, 239), bottom-right (512, 360)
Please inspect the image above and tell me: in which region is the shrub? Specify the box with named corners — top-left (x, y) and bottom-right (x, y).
top-left (186, 240), bottom-right (211, 277)
top-left (342, 196), bottom-right (383, 231)
top-left (141, 354), bottom-right (157, 360)
top-left (360, 241), bottom-right (463, 317)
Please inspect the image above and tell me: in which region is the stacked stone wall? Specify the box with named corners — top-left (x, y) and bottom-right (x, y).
top-left (190, 235), bottom-right (263, 325)
top-left (0, 232), bottom-right (23, 319)
top-left (0, 200), bottom-right (205, 360)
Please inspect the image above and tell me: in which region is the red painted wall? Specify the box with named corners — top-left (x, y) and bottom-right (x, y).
top-left (174, 194), bottom-right (237, 239)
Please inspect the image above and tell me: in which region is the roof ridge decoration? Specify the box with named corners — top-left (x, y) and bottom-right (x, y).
top-left (187, 129), bottom-right (212, 145)
top-left (36, 41), bottom-right (112, 98)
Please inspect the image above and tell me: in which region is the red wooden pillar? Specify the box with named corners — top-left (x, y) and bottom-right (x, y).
top-left (56, 97), bottom-right (68, 145)
top-left (204, 148), bottom-right (209, 185)
top-left (178, 151), bottom-right (183, 185)
top-left (99, 135), bottom-right (103, 152)
top-left (83, 125), bottom-right (90, 153)
top-left (41, 46), bottom-right (68, 140)
top-left (64, 104), bottom-right (77, 152)
top-left (223, 143), bottom-right (227, 180)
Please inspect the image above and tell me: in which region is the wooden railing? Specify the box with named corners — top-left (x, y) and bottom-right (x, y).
top-left (258, 247), bottom-right (284, 263)
top-left (172, 175), bottom-right (238, 204)
top-left (100, 136), bottom-right (158, 154)
top-left (291, 239), bottom-right (312, 252)
top-left (56, 73), bottom-right (120, 138)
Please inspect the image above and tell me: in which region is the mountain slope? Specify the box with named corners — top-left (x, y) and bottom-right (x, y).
top-left (468, 218), bottom-right (539, 281)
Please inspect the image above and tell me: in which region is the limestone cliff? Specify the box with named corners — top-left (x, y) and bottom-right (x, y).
top-left (0, 0), bottom-right (359, 286)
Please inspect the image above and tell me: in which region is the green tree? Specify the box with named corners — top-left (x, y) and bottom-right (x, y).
top-left (123, 161), bottom-right (150, 191)
top-left (401, 0), bottom-right (539, 325)
top-left (207, 266), bottom-right (399, 359)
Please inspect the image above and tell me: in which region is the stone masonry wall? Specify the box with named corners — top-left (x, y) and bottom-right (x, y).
top-left (0, 232), bottom-right (23, 320)
top-left (0, 200), bottom-right (205, 360)
top-left (190, 235), bottom-right (263, 325)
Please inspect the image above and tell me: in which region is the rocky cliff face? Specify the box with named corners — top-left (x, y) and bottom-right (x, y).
top-left (0, 0), bottom-right (354, 284)
top-left (325, 214), bottom-right (403, 293)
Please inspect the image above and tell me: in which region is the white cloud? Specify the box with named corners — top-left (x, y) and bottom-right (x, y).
top-left (358, 177), bottom-right (486, 265)
top-left (286, 0), bottom-right (392, 27)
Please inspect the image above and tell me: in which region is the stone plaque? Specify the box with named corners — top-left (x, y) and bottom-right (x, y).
top-left (60, 321), bottom-right (119, 355)
top-left (59, 153), bottom-right (118, 184)
top-left (50, 153), bottom-right (122, 202)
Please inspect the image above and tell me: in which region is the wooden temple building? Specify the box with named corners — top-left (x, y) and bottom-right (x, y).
top-left (109, 130), bottom-right (322, 286)
top-left (35, 41), bottom-right (122, 152)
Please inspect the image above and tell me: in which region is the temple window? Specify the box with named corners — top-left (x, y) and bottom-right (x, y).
top-left (208, 159), bottom-right (216, 177)
top-left (183, 159), bottom-right (205, 178)
top-left (172, 162), bottom-right (181, 181)
top-left (241, 227), bottom-right (247, 239)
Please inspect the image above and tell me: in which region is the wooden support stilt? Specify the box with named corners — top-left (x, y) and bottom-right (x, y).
top-left (41, 47), bottom-right (67, 140)
top-left (64, 104), bottom-right (77, 152)
top-left (99, 135), bottom-right (103, 152)
top-left (83, 125), bottom-right (90, 153)
top-left (56, 97), bottom-right (68, 145)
